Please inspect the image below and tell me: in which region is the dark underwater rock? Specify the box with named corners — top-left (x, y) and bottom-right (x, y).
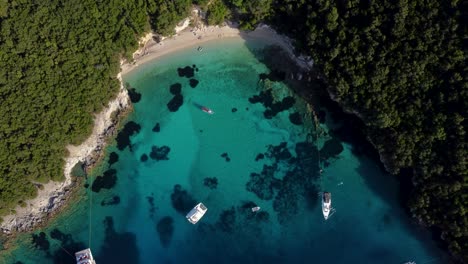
top-left (147, 194), bottom-right (156, 218)
top-left (108, 152), bottom-right (119, 166)
top-left (216, 207), bottom-right (236, 233)
top-left (152, 122), bottom-right (160, 132)
top-left (246, 164), bottom-right (280, 200)
top-left (249, 89), bottom-right (295, 118)
top-left (220, 152), bottom-right (230, 162)
top-left (99, 217), bottom-right (139, 263)
top-left (177, 66), bottom-right (195, 78)
top-left (101, 195), bottom-right (121, 206)
top-left (140, 154), bottom-right (148, 162)
top-left (128, 87), bottom-right (142, 103)
top-left (289, 112), bottom-right (303, 125)
top-left (266, 142), bottom-right (292, 162)
top-left (320, 138), bottom-right (344, 159)
top-left (91, 169), bottom-right (117, 192)
top-left (255, 153), bottom-right (265, 161)
top-left (116, 121), bottom-right (141, 151)
top-left (167, 94), bottom-right (183, 112)
top-left (31, 232), bottom-right (49, 251)
top-left (149, 145), bottom-right (170, 161)
top-left (169, 83), bottom-right (182, 95)
top-left (170, 184), bottom-right (197, 214)
top-left (156, 216), bottom-right (174, 248)
top-left (49, 229), bottom-right (87, 264)
top-left (189, 79), bottom-right (199, 88)
top-left (203, 177), bottom-right (218, 189)
top-left (231, 108), bottom-right (237, 113)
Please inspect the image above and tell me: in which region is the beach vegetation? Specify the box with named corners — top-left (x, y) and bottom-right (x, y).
top-left (146, 0), bottom-right (193, 35)
top-left (224, 0), bottom-right (273, 30)
top-left (206, 0), bottom-right (230, 25)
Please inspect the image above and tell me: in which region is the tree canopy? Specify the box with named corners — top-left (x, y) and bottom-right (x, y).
top-left (269, 0), bottom-right (467, 260)
top-left (0, 0), bottom-right (150, 216)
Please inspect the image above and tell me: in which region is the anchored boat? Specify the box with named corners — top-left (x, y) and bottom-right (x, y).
top-left (322, 192), bottom-right (331, 220)
top-left (251, 206), bottom-right (261, 212)
top-left (201, 106), bottom-right (214, 114)
top-left (75, 248), bottom-right (96, 264)
top-left (186, 203), bottom-right (208, 224)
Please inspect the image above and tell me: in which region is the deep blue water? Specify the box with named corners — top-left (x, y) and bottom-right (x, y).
top-left (1, 38), bottom-right (449, 264)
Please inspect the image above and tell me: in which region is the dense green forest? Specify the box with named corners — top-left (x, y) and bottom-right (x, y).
top-left (270, 0), bottom-right (467, 261)
top-left (0, 0), bottom-right (466, 261)
top-left (253, 0), bottom-right (466, 261)
top-left (203, 0), bottom-right (467, 261)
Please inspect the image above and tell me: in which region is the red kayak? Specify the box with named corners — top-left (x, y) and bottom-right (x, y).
top-left (201, 106), bottom-right (214, 114)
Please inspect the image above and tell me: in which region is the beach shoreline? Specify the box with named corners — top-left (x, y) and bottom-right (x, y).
top-left (0, 19), bottom-right (313, 239)
top-left (121, 22), bottom-right (313, 76)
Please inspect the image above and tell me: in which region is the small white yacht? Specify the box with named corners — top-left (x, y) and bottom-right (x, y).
top-left (251, 206), bottom-right (261, 212)
top-left (322, 192), bottom-right (331, 220)
top-left (75, 248), bottom-right (96, 264)
top-left (186, 203), bottom-right (208, 224)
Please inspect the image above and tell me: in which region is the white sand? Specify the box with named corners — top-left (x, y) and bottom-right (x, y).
top-left (122, 22), bottom-right (313, 76)
top-left (1, 18), bottom-right (313, 234)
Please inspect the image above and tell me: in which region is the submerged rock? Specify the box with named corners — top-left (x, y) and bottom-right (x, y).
top-left (167, 94), bottom-right (183, 112)
top-left (170, 184), bottom-right (196, 214)
top-left (108, 152), bottom-right (119, 166)
top-left (140, 154), bottom-right (148, 162)
top-left (31, 232), bottom-right (50, 251)
top-left (149, 145), bottom-right (170, 161)
top-left (91, 169), bottom-right (117, 192)
top-left (220, 152), bottom-right (230, 162)
top-left (255, 153), bottom-right (265, 161)
top-left (177, 65), bottom-right (195, 78)
top-left (216, 207), bottom-right (236, 233)
top-left (189, 79), bottom-right (199, 88)
top-left (203, 177), bottom-right (218, 189)
top-left (115, 121), bottom-right (141, 151)
top-left (101, 195), bottom-right (121, 206)
top-left (169, 83), bottom-right (182, 95)
top-left (127, 87), bottom-right (142, 103)
top-left (249, 89), bottom-right (295, 118)
top-left (146, 194), bottom-right (156, 218)
top-left (100, 217), bottom-right (140, 263)
top-left (289, 112), bottom-right (303, 125)
top-left (246, 164), bottom-right (280, 200)
top-left (320, 138), bottom-right (344, 159)
top-left (156, 216), bottom-right (174, 248)
top-left (152, 122), bottom-right (160, 132)
top-left (231, 107), bottom-right (237, 113)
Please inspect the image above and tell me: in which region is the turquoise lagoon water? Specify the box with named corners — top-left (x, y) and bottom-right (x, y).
top-left (2, 38), bottom-right (449, 264)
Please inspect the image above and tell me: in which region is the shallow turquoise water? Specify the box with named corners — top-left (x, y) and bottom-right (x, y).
top-left (2, 38), bottom-right (449, 264)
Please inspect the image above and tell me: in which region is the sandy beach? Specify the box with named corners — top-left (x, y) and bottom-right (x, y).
top-left (0, 18), bottom-right (313, 235)
top-left (121, 22), bottom-right (313, 76)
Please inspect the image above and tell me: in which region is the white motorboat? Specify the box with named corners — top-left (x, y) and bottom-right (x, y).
top-left (251, 206), bottom-right (261, 212)
top-left (75, 248), bottom-right (96, 264)
top-left (186, 203), bottom-right (208, 224)
top-left (322, 192), bottom-right (331, 220)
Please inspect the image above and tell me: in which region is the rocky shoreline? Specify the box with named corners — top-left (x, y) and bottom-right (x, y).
top-left (0, 77), bottom-right (132, 238)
